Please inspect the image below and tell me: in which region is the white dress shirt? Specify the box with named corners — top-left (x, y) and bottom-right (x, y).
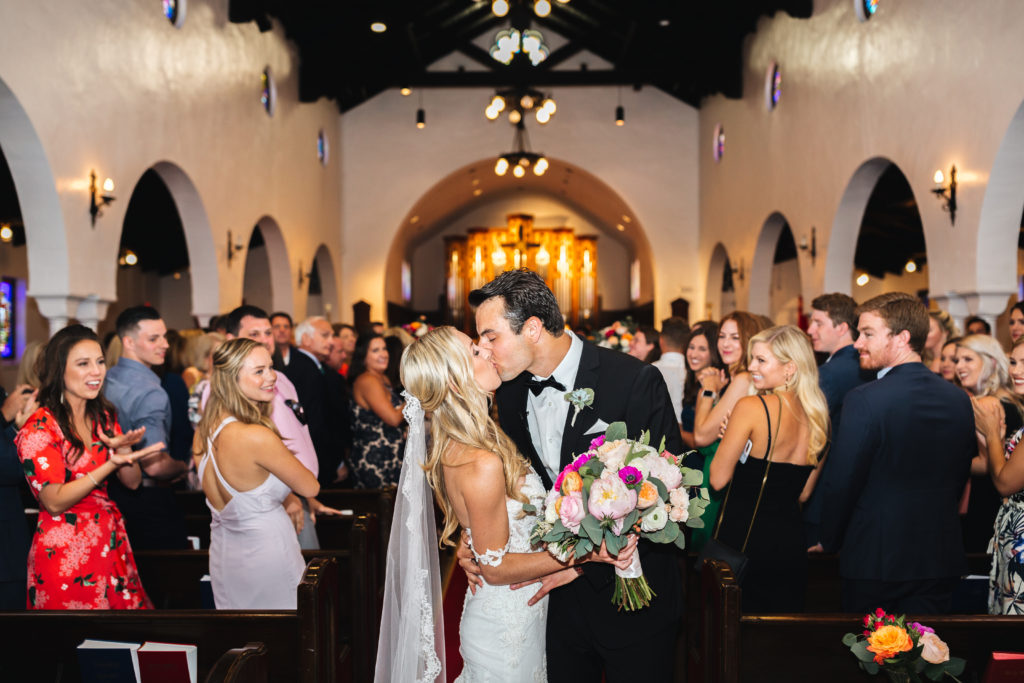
top-left (526, 332), bottom-right (584, 482)
top-left (652, 351), bottom-right (686, 424)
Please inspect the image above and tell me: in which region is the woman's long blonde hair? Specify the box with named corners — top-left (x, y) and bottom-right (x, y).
top-left (957, 334), bottom-right (1024, 419)
top-left (400, 326), bottom-right (530, 548)
top-left (748, 325), bottom-right (830, 465)
top-left (194, 338), bottom-right (279, 454)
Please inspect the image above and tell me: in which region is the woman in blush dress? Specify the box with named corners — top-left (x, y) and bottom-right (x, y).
top-left (375, 326), bottom-right (635, 683)
top-left (192, 338), bottom-right (320, 609)
top-left (709, 325), bottom-right (829, 612)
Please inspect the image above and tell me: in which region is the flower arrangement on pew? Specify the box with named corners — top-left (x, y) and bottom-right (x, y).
top-left (842, 609), bottom-right (965, 681)
top-left (401, 317), bottom-right (434, 339)
top-left (592, 319), bottom-right (636, 353)
top-left (528, 421), bottom-right (707, 611)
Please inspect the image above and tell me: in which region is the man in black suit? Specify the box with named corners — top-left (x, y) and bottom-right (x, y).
top-left (468, 269), bottom-right (682, 682)
top-left (804, 293), bottom-right (871, 548)
top-left (819, 292), bottom-right (975, 614)
top-left (270, 311), bottom-right (296, 371)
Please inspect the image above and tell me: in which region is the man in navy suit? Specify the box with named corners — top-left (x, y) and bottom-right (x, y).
top-left (467, 269), bottom-right (682, 682)
top-left (820, 292), bottom-right (975, 614)
top-left (804, 293), bottom-right (871, 548)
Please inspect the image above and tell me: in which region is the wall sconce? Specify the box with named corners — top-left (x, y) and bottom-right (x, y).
top-left (89, 170), bottom-right (116, 226)
top-left (731, 258), bottom-right (745, 282)
top-left (297, 260), bottom-right (314, 288)
top-left (226, 230), bottom-right (244, 264)
top-left (798, 226), bottom-right (817, 264)
top-left (931, 165), bottom-right (957, 225)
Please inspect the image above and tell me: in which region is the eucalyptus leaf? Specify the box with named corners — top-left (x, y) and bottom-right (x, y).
top-left (850, 640), bottom-right (875, 664)
top-left (621, 509), bottom-right (639, 531)
top-left (841, 633), bottom-right (859, 647)
top-left (686, 517), bottom-right (705, 529)
top-left (573, 542), bottom-right (589, 560)
top-left (604, 530), bottom-right (624, 555)
top-left (862, 661), bottom-right (879, 674)
top-left (581, 515), bottom-right (604, 546)
top-left (605, 422), bottom-right (628, 442)
top-left (947, 658), bottom-right (965, 676)
top-left (650, 477), bottom-right (668, 500)
top-left (522, 503), bottom-right (536, 514)
top-left (680, 468), bottom-right (704, 486)
top-left (673, 532), bottom-right (687, 550)
top-left (587, 460), bottom-right (605, 478)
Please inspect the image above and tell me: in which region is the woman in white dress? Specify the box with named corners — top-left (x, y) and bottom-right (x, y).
top-left (192, 338), bottom-right (320, 609)
top-left (375, 326), bottom-right (635, 683)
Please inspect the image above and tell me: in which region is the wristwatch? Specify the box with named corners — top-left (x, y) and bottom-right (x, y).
top-left (701, 389), bottom-right (718, 400)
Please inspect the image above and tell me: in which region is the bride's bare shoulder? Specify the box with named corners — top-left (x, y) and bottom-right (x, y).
top-left (444, 446), bottom-right (504, 480)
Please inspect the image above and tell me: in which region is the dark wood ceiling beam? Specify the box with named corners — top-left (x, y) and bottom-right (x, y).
top-left (535, 42), bottom-right (584, 70)
top-left (457, 42), bottom-right (501, 70)
top-left (399, 69), bottom-right (648, 88)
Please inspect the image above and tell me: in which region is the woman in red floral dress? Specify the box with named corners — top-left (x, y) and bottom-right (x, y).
top-left (16, 325), bottom-right (165, 609)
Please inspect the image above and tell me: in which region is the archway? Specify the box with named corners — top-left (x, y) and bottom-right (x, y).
top-left (977, 98), bottom-right (1024, 297)
top-left (305, 244), bottom-right (339, 321)
top-left (383, 158), bottom-right (655, 327)
top-left (242, 216), bottom-right (292, 314)
top-left (0, 74), bottom-right (69, 337)
top-left (749, 212), bottom-right (802, 323)
top-left (705, 243), bottom-right (735, 322)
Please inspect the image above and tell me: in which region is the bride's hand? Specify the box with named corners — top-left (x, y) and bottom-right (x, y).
top-left (585, 535), bottom-right (638, 570)
top-left (457, 529), bottom-right (484, 594)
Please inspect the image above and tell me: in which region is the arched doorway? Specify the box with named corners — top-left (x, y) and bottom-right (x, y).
top-left (383, 158), bottom-right (655, 328)
top-left (242, 217), bottom-right (292, 315)
top-left (825, 158), bottom-right (928, 302)
top-left (305, 245), bottom-right (339, 321)
top-left (101, 168), bottom-right (194, 333)
top-left (705, 243), bottom-right (736, 323)
top-left (749, 212), bottom-right (802, 323)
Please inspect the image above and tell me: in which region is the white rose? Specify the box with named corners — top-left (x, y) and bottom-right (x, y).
top-left (650, 458), bottom-right (683, 490)
top-left (641, 501), bottom-right (668, 532)
top-left (544, 500), bottom-right (559, 524)
top-left (598, 440), bottom-right (631, 470)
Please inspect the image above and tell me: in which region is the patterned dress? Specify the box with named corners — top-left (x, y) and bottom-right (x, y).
top-left (16, 408), bottom-right (151, 610)
top-left (989, 425), bottom-right (1024, 615)
top-left (350, 386), bottom-right (406, 488)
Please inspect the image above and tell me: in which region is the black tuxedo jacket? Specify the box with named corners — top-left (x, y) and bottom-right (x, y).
top-left (494, 340), bottom-right (684, 648)
top-left (819, 362), bottom-right (974, 580)
top-left (284, 350), bottom-right (347, 483)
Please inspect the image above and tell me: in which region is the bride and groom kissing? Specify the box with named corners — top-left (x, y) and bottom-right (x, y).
top-left (377, 269), bottom-right (683, 682)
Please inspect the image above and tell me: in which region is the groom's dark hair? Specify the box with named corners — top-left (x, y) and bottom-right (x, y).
top-left (469, 268), bottom-right (565, 336)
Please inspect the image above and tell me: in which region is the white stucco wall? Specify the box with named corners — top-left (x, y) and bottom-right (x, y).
top-left (699, 0), bottom-right (1024, 320)
top-left (341, 81), bottom-right (699, 324)
top-left (0, 0), bottom-right (342, 336)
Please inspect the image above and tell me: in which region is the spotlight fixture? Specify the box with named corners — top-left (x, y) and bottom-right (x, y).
top-left (931, 165), bottom-right (957, 225)
top-left (416, 108), bottom-right (426, 129)
top-left (118, 249), bottom-right (139, 267)
top-left (615, 105), bottom-right (625, 126)
top-left (370, 21), bottom-right (387, 33)
top-left (905, 259), bottom-right (917, 273)
top-left (534, 0), bottom-right (551, 18)
top-left (400, 86), bottom-right (412, 96)
top-left (0, 224), bottom-right (12, 243)
top-left (856, 273), bottom-right (870, 287)
top-left (494, 120), bottom-right (548, 179)
top-left (492, 0), bottom-right (509, 17)
top-left (489, 0), bottom-right (567, 18)
top-left (89, 170), bottom-right (116, 227)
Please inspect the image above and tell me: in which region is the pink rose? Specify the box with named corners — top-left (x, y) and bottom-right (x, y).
top-left (668, 504), bottom-right (688, 523)
top-left (669, 487), bottom-right (690, 509)
top-left (597, 439), bottom-right (632, 470)
top-left (558, 492), bottom-right (586, 534)
top-left (588, 475), bottom-right (637, 521)
top-left (920, 632), bottom-right (950, 664)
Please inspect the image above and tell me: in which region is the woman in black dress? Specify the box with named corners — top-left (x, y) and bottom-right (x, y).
top-left (709, 325), bottom-right (829, 613)
top-left (349, 334), bottom-right (406, 488)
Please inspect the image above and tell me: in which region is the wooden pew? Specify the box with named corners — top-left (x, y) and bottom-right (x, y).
top-left (698, 558), bottom-right (1024, 683)
top-left (0, 557), bottom-right (339, 683)
top-left (206, 642), bottom-right (269, 683)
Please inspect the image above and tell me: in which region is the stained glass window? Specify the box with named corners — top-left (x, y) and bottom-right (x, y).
top-left (765, 62), bottom-right (781, 110)
top-left (856, 0), bottom-right (879, 22)
top-left (317, 129), bottom-right (329, 165)
top-left (0, 279), bottom-right (14, 359)
top-left (261, 67), bottom-right (277, 116)
top-left (713, 124), bottom-right (725, 162)
top-left (162, 0), bottom-right (186, 28)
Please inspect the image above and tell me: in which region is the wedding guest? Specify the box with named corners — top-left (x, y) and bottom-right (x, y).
top-left (158, 330), bottom-right (193, 467)
top-left (628, 325), bottom-right (660, 363)
top-left (270, 311), bottom-right (295, 370)
top-left (193, 338), bottom-right (320, 609)
top-left (350, 334), bottom-right (406, 488)
top-left (691, 311), bottom-right (768, 550)
top-left (15, 340), bottom-right (42, 389)
top-left (680, 321), bottom-right (724, 450)
top-left (0, 383), bottom-right (37, 609)
top-left (652, 317), bottom-right (689, 427)
top-left (333, 323), bottom-right (357, 377)
top-left (974, 337), bottom-right (1024, 614)
top-left (18, 325), bottom-right (165, 609)
top-left (181, 329), bottom-right (216, 390)
top-left (955, 334), bottom-right (1024, 552)
top-left (1009, 301), bottom-right (1024, 345)
top-left (965, 315), bottom-right (992, 336)
top-left (709, 325), bottom-right (828, 612)
top-left (924, 310), bottom-right (958, 373)
top-left (383, 334), bottom-right (406, 393)
top-left (820, 293), bottom-right (975, 614)
top-left (104, 306), bottom-right (189, 550)
top-left (803, 293), bottom-right (869, 549)
top-left (938, 337), bottom-right (961, 383)
top-left (104, 334), bottom-right (122, 368)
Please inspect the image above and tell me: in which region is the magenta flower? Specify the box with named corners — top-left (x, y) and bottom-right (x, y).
top-left (554, 466), bottom-right (571, 493)
top-left (618, 466), bottom-right (643, 487)
top-left (589, 434), bottom-right (606, 450)
top-left (571, 453), bottom-right (594, 471)
top-left (909, 622), bottom-right (935, 635)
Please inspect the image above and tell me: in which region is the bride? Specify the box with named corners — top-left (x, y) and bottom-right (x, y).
top-left (375, 326), bottom-right (636, 682)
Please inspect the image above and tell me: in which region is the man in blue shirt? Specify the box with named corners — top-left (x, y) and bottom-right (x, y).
top-left (104, 306), bottom-right (188, 549)
top-left (804, 293), bottom-right (870, 550)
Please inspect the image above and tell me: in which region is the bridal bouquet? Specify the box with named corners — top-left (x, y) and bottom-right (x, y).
top-left (592, 320), bottom-right (636, 353)
top-left (842, 609), bottom-right (965, 681)
top-left (527, 422), bottom-right (707, 611)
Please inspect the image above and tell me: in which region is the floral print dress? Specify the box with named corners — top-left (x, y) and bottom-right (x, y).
top-left (989, 425), bottom-right (1024, 615)
top-left (16, 408), bottom-right (151, 610)
top-left (350, 386), bottom-right (406, 488)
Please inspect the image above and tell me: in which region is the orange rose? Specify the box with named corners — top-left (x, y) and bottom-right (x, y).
top-left (637, 481), bottom-right (659, 509)
top-left (866, 625), bottom-right (913, 664)
top-left (561, 471), bottom-right (583, 494)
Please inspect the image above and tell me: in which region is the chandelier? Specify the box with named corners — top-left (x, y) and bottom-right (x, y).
top-left (490, 28), bottom-right (549, 66)
top-left (495, 120), bottom-right (548, 178)
top-left (489, 0), bottom-right (570, 19)
top-left (485, 86), bottom-right (556, 125)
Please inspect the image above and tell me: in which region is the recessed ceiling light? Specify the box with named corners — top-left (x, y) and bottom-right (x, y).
top-left (622, 215), bottom-right (631, 223)
top-left (659, 19), bottom-right (670, 27)
top-left (410, 215), bottom-right (419, 224)
top-left (370, 22), bottom-right (387, 33)
top-left (473, 189), bottom-right (483, 196)
top-left (616, 224), bottom-right (625, 231)
top-left (399, 86), bottom-right (411, 96)
top-left (472, 178), bottom-right (480, 186)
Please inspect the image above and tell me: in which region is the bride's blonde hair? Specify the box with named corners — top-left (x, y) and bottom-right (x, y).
top-left (400, 326), bottom-right (530, 547)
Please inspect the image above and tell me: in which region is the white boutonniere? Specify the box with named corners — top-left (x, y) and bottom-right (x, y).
top-left (564, 388), bottom-right (595, 426)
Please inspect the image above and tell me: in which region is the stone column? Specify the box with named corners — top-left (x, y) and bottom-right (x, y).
top-left (32, 294), bottom-right (83, 338)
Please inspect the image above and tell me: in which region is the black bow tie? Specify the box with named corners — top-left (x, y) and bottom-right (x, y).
top-left (526, 376), bottom-right (566, 396)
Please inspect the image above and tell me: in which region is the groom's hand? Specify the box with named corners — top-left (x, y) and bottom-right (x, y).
top-left (458, 530), bottom-right (484, 594)
top-left (510, 567), bottom-right (578, 606)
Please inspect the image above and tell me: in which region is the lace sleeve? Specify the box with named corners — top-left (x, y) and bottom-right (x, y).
top-left (466, 529), bottom-right (509, 567)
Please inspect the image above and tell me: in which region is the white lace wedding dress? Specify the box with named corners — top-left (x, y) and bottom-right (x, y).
top-left (456, 470), bottom-right (549, 682)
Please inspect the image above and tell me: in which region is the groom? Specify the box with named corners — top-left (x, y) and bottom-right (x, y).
top-left (466, 269), bottom-right (683, 681)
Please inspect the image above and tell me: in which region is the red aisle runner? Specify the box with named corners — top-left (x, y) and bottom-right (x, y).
top-left (442, 562), bottom-right (467, 681)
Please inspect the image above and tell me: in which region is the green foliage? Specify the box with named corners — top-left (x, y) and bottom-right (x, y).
top-left (639, 429), bottom-right (650, 446)
top-left (621, 509), bottom-right (639, 532)
top-left (603, 529), bottom-right (625, 555)
top-left (605, 422), bottom-right (628, 442)
top-left (649, 476), bottom-right (668, 500)
top-left (673, 532), bottom-right (687, 550)
top-left (658, 435), bottom-right (666, 453)
top-left (646, 521), bottom-right (680, 545)
top-left (581, 515), bottom-right (604, 546)
top-left (680, 468), bottom-right (704, 486)
top-left (522, 503), bottom-right (536, 514)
